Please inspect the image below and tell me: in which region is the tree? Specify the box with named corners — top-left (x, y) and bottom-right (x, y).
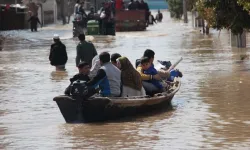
top-left (166, 0), bottom-right (183, 19)
top-left (237, 0), bottom-right (250, 11)
top-left (195, 0), bottom-right (216, 34)
top-left (205, 0), bottom-right (250, 35)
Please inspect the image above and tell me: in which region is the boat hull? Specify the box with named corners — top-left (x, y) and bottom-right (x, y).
top-left (54, 78), bottom-right (181, 123)
top-left (54, 95), bottom-right (174, 123)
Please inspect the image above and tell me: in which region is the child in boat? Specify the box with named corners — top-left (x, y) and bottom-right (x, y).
top-left (140, 57), bottom-right (164, 92)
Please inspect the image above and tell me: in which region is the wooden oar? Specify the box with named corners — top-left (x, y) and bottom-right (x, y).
top-left (167, 57), bottom-right (183, 71)
top-left (160, 57), bottom-right (183, 86)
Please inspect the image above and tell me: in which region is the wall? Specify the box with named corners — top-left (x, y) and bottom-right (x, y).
top-left (42, 0), bottom-right (56, 24)
top-left (0, 6), bottom-right (29, 30)
top-left (0, 0), bottom-right (22, 4)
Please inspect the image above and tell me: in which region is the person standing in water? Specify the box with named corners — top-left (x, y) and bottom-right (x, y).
top-left (28, 14), bottom-right (42, 32)
top-left (156, 10), bottom-right (163, 22)
top-left (76, 33), bottom-right (97, 67)
top-left (49, 34), bottom-right (68, 71)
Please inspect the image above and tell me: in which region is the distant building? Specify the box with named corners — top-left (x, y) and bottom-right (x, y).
top-left (0, 0), bottom-right (57, 30)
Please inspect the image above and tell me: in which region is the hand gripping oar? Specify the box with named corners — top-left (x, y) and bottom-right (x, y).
top-left (167, 57), bottom-right (183, 71)
top-left (160, 57), bottom-right (183, 87)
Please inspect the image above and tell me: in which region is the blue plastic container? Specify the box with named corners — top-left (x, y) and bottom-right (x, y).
top-left (168, 69), bottom-right (178, 81)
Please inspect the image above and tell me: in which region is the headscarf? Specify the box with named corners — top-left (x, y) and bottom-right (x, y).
top-left (89, 55), bottom-right (101, 78)
top-left (117, 57), bottom-right (142, 90)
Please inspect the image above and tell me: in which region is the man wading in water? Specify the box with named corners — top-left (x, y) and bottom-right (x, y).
top-left (49, 34), bottom-right (68, 70)
top-left (76, 34), bottom-right (97, 67)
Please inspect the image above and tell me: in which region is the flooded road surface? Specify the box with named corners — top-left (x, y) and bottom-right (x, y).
top-left (1, 11), bottom-right (250, 149)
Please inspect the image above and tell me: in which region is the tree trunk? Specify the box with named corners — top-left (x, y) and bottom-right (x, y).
top-left (183, 0), bottom-right (188, 23)
top-left (205, 25), bottom-right (209, 34)
top-left (202, 19), bottom-right (205, 34)
top-left (61, 0), bottom-right (66, 25)
top-left (231, 31), bottom-right (246, 48)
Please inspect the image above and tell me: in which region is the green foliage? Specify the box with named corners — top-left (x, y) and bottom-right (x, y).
top-left (195, 0), bottom-right (216, 27)
top-left (237, 0), bottom-right (250, 11)
top-left (186, 0), bottom-right (197, 11)
top-left (205, 0), bottom-right (250, 34)
top-left (166, 0), bottom-right (183, 19)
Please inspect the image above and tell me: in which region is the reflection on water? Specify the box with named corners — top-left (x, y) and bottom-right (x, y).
top-left (50, 71), bottom-right (69, 81)
top-left (0, 10), bottom-right (250, 149)
top-left (0, 36), bottom-right (4, 51)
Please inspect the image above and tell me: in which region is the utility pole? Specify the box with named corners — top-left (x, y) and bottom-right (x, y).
top-left (94, 0), bottom-right (97, 12)
top-left (183, 0), bottom-right (188, 23)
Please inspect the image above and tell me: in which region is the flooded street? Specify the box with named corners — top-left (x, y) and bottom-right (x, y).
top-left (1, 10), bottom-right (250, 149)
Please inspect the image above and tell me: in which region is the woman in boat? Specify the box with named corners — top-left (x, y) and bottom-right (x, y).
top-left (117, 57), bottom-right (146, 97)
top-left (111, 53), bottom-right (122, 67)
top-left (89, 54), bottom-right (101, 79)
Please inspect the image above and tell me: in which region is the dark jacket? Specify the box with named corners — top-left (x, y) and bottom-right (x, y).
top-left (87, 12), bottom-right (95, 20)
top-left (49, 41), bottom-right (68, 66)
top-left (70, 73), bottom-right (90, 83)
top-left (139, 2), bottom-right (149, 11)
top-left (64, 73), bottom-right (90, 95)
top-left (28, 16), bottom-right (41, 26)
top-left (76, 41), bottom-right (97, 66)
top-left (128, 2), bottom-right (137, 10)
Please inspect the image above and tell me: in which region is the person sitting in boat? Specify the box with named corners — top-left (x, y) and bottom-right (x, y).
top-left (74, 0), bottom-right (80, 18)
top-left (135, 0), bottom-right (141, 9)
top-left (111, 53), bottom-right (122, 67)
top-left (139, 0), bottom-right (149, 11)
top-left (156, 10), bottom-right (163, 22)
top-left (64, 61), bottom-right (91, 95)
top-left (115, 0), bottom-right (125, 11)
top-left (87, 7), bottom-right (95, 21)
top-left (86, 52), bottom-right (121, 97)
top-left (128, 0), bottom-right (137, 10)
top-left (136, 49), bottom-right (170, 95)
top-left (89, 54), bottom-right (101, 79)
top-left (116, 57), bottom-right (146, 97)
top-left (140, 57), bottom-right (164, 92)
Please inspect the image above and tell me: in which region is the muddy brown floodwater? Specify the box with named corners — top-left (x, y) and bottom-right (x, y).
top-left (1, 11), bottom-right (250, 150)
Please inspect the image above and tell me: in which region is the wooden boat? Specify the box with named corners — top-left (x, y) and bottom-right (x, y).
top-left (53, 78), bottom-right (181, 123)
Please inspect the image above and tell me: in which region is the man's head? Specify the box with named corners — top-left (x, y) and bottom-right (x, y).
top-left (158, 9), bottom-right (161, 13)
top-left (140, 0), bottom-right (144, 3)
top-left (78, 61), bottom-right (90, 75)
top-left (111, 53), bottom-right (121, 67)
top-left (90, 7), bottom-right (94, 12)
top-left (53, 34), bottom-right (60, 43)
top-left (140, 57), bottom-right (151, 70)
top-left (143, 49), bottom-right (155, 64)
top-left (78, 34), bottom-right (85, 41)
top-left (99, 52), bottom-right (110, 65)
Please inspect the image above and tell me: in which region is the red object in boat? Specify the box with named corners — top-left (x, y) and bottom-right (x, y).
top-left (5, 4), bottom-right (10, 11)
top-left (115, 0), bottom-right (123, 10)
